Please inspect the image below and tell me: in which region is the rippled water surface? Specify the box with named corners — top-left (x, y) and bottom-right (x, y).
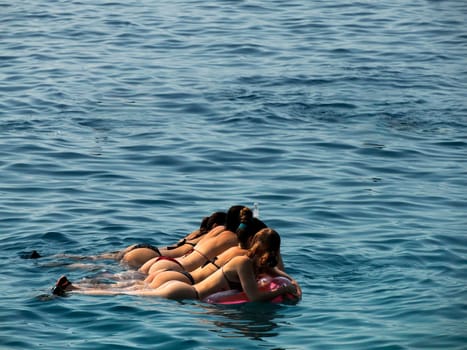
top-left (1, 0), bottom-right (467, 349)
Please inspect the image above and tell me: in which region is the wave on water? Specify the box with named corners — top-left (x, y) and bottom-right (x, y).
top-left (1, 0), bottom-right (467, 349)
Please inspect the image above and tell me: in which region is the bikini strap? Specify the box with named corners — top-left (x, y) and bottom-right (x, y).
top-left (155, 256), bottom-right (184, 269)
top-left (165, 239), bottom-right (184, 250)
top-left (180, 271), bottom-right (195, 285)
top-left (221, 266), bottom-right (242, 291)
top-left (192, 248), bottom-right (210, 263)
top-left (202, 256), bottom-right (221, 269)
top-left (166, 239), bottom-right (196, 250)
top-left (133, 244), bottom-right (161, 256)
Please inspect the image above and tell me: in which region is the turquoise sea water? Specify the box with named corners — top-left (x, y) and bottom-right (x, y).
top-left (1, 0), bottom-right (467, 349)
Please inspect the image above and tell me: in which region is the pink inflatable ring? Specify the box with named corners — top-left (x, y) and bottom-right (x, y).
top-left (203, 276), bottom-right (298, 305)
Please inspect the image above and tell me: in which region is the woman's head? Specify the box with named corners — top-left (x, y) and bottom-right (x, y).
top-left (236, 207), bottom-right (268, 249)
top-left (224, 205), bottom-right (246, 232)
top-left (247, 228), bottom-right (281, 270)
top-left (198, 211), bottom-right (226, 236)
top-left (207, 211), bottom-right (226, 230)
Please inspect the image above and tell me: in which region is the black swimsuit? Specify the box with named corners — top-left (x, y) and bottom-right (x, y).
top-left (192, 248), bottom-right (211, 264)
top-left (131, 244), bottom-right (161, 256)
top-left (180, 271), bottom-right (195, 285)
top-left (202, 256), bottom-right (221, 269)
top-left (166, 239), bottom-right (196, 250)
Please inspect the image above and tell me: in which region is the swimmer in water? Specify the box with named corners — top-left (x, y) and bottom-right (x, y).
top-left (53, 228), bottom-right (301, 302)
top-left (137, 205), bottom-right (261, 275)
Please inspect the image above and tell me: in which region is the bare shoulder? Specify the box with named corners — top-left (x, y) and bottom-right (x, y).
top-left (225, 246), bottom-right (244, 256)
top-left (215, 230), bottom-right (237, 244)
top-left (230, 255), bottom-right (251, 266)
top-left (209, 226), bottom-right (225, 237)
top-left (218, 229), bottom-right (234, 238)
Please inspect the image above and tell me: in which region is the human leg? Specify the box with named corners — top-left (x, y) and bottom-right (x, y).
top-left (121, 247), bottom-right (160, 268)
top-left (146, 270), bottom-right (192, 289)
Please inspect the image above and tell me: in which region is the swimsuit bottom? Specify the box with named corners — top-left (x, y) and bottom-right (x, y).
top-left (132, 244), bottom-right (161, 256)
top-left (154, 256), bottom-right (184, 269)
top-left (180, 271), bottom-right (195, 285)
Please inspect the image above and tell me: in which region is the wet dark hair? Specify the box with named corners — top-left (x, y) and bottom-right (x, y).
top-left (236, 208), bottom-right (268, 249)
top-left (247, 228), bottom-right (281, 272)
top-left (224, 205), bottom-right (245, 232)
top-left (206, 211), bottom-right (226, 230)
top-left (198, 216), bottom-right (210, 236)
top-left (198, 211), bottom-right (227, 236)
top-left (167, 211), bottom-right (227, 251)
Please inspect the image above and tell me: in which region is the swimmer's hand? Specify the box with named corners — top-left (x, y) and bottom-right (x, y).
top-left (279, 281), bottom-right (301, 299)
top-left (291, 280), bottom-right (302, 299)
top-left (275, 283), bottom-right (299, 298)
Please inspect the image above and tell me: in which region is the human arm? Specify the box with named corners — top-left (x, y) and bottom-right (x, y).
top-left (235, 257), bottom-right (297, 302)
top-left (276, 249), bottom-right (285, 270)
top-left (268, 267), bottom-right (302, 299)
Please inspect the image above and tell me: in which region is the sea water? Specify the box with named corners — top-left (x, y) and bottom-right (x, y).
top-left (1, 0), bottom-right (466, 349)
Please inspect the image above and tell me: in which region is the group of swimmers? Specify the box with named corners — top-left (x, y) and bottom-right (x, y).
top-left (52, 205), bottom-right (301, 302)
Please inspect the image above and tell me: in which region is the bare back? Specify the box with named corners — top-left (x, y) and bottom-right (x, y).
top-left (191, 245), bottom-right (246, 282)
top-left (172, 230), bottom-right (238, 272)
top-left (145, 229), bottom-right (238, 275)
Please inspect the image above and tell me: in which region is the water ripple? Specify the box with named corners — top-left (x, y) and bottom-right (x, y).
top-left (1, 0), bottom-right (467, 349)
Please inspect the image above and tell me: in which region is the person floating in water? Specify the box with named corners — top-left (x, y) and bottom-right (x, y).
top-left (144, 207), bottom-right (281, 289)
top-left (116, 211), bottom-right (227, 268)
top-left (33, 210), bottom-right (227, 269)
top-left (53, 228), bottom-right (301, 302)
top-left (138, 205), bottom-right (270, 276)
